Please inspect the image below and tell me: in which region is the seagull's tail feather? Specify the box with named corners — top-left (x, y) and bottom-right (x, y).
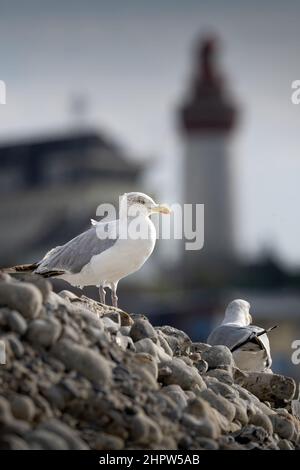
top-left (38, 270), bottom-right (66, 278)
top-left (2, 263), bottom-right (38, 274)
top-left (2, 264), bottom-right (65, 279)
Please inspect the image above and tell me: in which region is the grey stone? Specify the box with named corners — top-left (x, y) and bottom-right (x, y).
top-left (1, 435), bottom-right (29, 450)
top-left (130, 318), bottom-right (157, 343)
top-left (51, 339), bottom-right (112, 386)
top-left (195, 359), bottom-right (208, 375)
top-left (198, 437), bottom-right (219, 450)
top-left (94, 432), bottom-right (124, 450)
top-left (27, 318), bottom-right (62, 347)
top-left (16, 274), bottom-right (52, 302)
top-left (10, 395), bottom-right (36, 422)
top-left (0, 282), bottom-right (43, 319)
top-left (127, 412), bottom-right (162, 445)
top-left (158, 357), bottom-right (207, 391)
top-left (249, 413), bottom-right (273, 435)
top-left (39, 419), bottom-right (89, 450)
top-left (120, 326), bottom-right (131, 336)
top-left (6, 310), bottom-right (28, 335)
top-left (270, 414), bottom-right (295, 440)
top-left (200, 388), bottom-right (236, 422)
top-left (206, 379), bottom-right (237, 400)
top-left (27, 429), bottom-right (69, 450)
top-left (191, 342), bottom-right (211, 353)
top-left (102, 316), bottom-right (120, 333)
top-left (202, 345), bottom-right (234, 369)
top-left (7, 334), bottom-right (24, 358)
top-left (162, 384), bottom-right (188, 410)
top-left (134, 352), bottom-right (158, 379)
top-left (278, 439), bottom-right (294, 450)
top-left (206, 368), bottom-right (233, 385)
top-left (135, 337), bottom-right (170, 362)
top-left (115, 332), bottom-right (135, 351)
top-left (103, 311), bottom-right (120, 325)
top-left (58, 290), bottom-right (79, 301)
top-left (156, 331), bottom-right (173, 357)
top-left (181, 413), bottom-right (218, 439)
top-left (156, 325), bottom-right (191, 354)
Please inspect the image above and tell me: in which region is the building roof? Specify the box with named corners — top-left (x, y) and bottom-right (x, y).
top-left (0, 129), bottom-right (142, 187)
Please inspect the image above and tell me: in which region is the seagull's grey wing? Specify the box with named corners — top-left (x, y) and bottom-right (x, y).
top-left (207, 325), bottom-right (256, 351)
top-left (36, 224), bottom-right (118, 274)
top-left (207, 325), bottom-right (272, 368)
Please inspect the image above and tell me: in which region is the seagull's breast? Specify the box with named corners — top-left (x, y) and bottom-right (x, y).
top-left (233, 343), bottom-right (268, 372)
top-left (89, 217), bottom-right (156, 285)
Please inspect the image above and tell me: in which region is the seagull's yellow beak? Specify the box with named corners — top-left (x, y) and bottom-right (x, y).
top-left (151, 204), bottom-right (172, 215)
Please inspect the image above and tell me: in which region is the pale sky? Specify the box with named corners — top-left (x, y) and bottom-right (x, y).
top-left (0, 0), bottom-right (300, 267)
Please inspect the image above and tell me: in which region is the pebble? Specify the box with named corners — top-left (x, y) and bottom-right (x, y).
top-left (134, 352), bottom-right (158, 379)
top-left (10, 395), bottom-right (36, 422)
top-left (200, 389), bottom-right (236, 422)
top-left (249, 413), bottom-right (273, 435)
top-left (94, 432), bottom-right (124, 450)
top-left (156, 331), bottom-right (173, 357)
top-left (162, 384), bottom-right (188, 410)
top-left (191, 342), bottom-right (211, 353)
top-left (51, 339), bottom-right (112, 386)
top-left (270, 414), bottom-right (295, 440)
top-left (39, 419), bottom-right (89, 450)
top-left (202, 345), bottom-right (234, 369)
top-left (27, 429), bottom-right (69, 450)
top-left (206, 368), bottom-right (233, 385)
top-left (278, 439), bottom-right (294, 450)
top-left (130, 318), bottom-right (157, 343)
top-left (198, 437), bottom-right (219, 450)
top-left (16, 274), bottom-right (52, 302)
top-left (102, 316), bottom-right (120, 334)
top-left (115, 332), bottom-right (135, 351)
top-left (6, 310), bottom-right (28, 335)
top-left (135, 338), bottom-right (171, 362)
top-left (158, 358), bottom-right (207, 391)
top-left (27, 318), bottom-right (62, 347)
top-left (0, 282), bottom-right (43, 319)
top-left (181, 413), bottom-right (218, 439)
top-left (157, 325), bottom-right (191, 353)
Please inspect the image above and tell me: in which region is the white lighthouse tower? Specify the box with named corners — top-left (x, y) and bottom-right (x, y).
top-left (179, 36), bottom-right (238, 283)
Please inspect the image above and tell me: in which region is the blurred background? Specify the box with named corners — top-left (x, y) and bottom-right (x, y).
top-left (1, 0), bottom-right (300, 378)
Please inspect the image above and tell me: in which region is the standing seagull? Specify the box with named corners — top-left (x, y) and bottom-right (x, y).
top-left (207, 299), bottom-right (275, 372)
top-left (3, 192), bottom-right (171, 307)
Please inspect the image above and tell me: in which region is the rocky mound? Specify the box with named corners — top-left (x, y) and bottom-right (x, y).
top-left (0, 273), bottom-right (300, 450)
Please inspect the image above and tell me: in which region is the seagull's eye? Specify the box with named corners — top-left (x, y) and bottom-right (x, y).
top-left (136, 197), bottom-right (146, 205)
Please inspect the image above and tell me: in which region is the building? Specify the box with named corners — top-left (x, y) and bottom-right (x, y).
top-left (0, 129), bottom-right (142, 266)
top-left (179, 36), bottom-right (238, 284)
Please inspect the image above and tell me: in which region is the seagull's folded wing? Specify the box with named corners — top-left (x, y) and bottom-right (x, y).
top-left (207, 325), bottom-right (272, 368)
top-left (35, 222), bottom-right (118, 275)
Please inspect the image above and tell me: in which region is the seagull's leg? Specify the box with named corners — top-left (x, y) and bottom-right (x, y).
top-left (111, 283), bottom-right (118, 308)
top-left (99, 285), bottom-right (106, 305)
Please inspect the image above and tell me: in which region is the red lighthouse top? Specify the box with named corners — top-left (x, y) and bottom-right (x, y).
top-left (180, 36), bottom-right (237, 134)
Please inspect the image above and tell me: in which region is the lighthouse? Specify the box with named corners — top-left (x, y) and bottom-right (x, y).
top-left (179, 36), bottom-right (238, 283)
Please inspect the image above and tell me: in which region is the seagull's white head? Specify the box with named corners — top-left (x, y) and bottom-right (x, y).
top-left (222, 299), bottom-right (252, 326)
top-left (120, 192), bottom-right (171, 218)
